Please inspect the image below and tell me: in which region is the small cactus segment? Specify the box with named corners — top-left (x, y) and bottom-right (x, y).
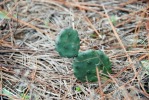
top-left (97, 50), bottom-right (112, 74)
top-left (55, 28), bottom-right (80, 58)
top-left (72, 50), bottom-right (111, 82)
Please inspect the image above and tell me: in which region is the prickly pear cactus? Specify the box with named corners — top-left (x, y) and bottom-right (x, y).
top-left (97, 50), bottom-right (112, 74)
top-left (72, 50), bottom-right (111, 82)
top-left (55, 28), bottom-right (80, 58)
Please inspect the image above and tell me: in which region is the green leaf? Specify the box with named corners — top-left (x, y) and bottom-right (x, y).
top-left (44, 18), bottom-right (49, 27)
top-left (141, 60), bottom-right (149, 70)
top-left (90, 33), bottom-right (98, 38)
top-left (20, 93), bottom-right (30, 100)
top-left (2, 88), bottom-right (13, 97)
top-left (75, 86), bottom-right (81, 92)
top-left (0, 11), bottom-right (10, 19)
top-left (110, 15), bottom-right (117, 26)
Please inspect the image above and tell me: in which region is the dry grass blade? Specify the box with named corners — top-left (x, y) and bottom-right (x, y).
top-left (102, 5), bottom-right (137, 80)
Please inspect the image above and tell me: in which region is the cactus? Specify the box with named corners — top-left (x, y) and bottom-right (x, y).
top-left (55, 27), bottom-right (80, 58)
top-left (72, 50), bottom-right (111, 82)
top-left (55, 28), bottom-right (112, 82)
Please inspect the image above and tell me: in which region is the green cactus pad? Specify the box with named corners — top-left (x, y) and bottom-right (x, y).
top-left (55, 28), bottom-right (80, 58)
top-left (97, 50), bottom-right (112, 74)
top-left (72, 50), bottom-right (111, 82)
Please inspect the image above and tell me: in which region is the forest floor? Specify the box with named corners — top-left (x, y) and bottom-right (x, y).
top-left (0, 0), bottom-right (149, 100)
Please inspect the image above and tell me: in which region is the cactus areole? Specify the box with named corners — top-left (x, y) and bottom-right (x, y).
top-left (72, 50), bottom-right (112, 82)
top-left (55, 28), bottom-right (80, 58)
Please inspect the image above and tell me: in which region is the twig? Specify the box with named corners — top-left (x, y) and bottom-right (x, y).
top-left (96, 67), bottom-right (104, 100)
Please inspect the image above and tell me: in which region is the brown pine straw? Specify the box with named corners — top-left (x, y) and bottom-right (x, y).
top-left (1, 0), bottom-right (149, 99)
top-left (102, 4), bottom-right (137, 77)
top-left (96, 67), bottom-right (104, 100)
top-left (85, 16), bottom-right (102, 38)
